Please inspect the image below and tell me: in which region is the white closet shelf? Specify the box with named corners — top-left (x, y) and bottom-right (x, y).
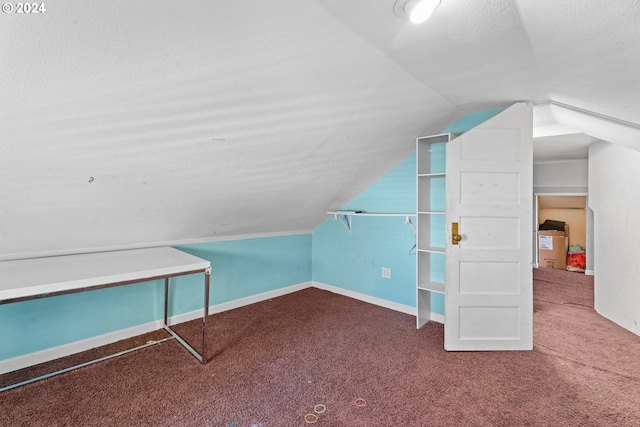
top-left (417, 173), bottom-right (446, 177)
top-left (417, 247), bottom-right (445, 254)
top-left (418, 281), bottom-right (445, 294)
top-left (327, 211), bottom-right (416, 232)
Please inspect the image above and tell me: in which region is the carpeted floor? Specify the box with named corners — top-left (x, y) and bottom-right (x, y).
top-left (1, 268), bottom-right (640, 426)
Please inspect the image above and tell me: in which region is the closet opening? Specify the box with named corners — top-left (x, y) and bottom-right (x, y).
top-left (535, 194), bottom-right (588, 274)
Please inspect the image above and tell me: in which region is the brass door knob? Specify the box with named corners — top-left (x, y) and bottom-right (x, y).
top-left (452, 222), bottom-right (462, 245)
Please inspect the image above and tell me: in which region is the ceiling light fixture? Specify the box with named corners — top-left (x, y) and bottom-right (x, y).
top-left (393, 0), bottom-right (441, 24)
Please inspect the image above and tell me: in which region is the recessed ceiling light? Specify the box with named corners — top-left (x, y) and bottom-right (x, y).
top-left (393, 0), bottom-right (441, 24)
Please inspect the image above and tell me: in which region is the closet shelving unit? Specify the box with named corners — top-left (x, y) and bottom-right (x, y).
top-left (327, 211), bottom-right (416, 232)
top-left (416, 133), bottom-right (452, 328)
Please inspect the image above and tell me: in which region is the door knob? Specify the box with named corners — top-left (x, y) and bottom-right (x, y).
top-left (452, 222), bottom-right (462, 245)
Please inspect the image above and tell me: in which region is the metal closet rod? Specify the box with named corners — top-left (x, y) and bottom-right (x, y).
top-left (327, 211), bottom-right (416, 232)
top-left (327, 211), bottom-right (416, 216)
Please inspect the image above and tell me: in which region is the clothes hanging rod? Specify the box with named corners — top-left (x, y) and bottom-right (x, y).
top-left (327, 211), bottom-right (416, 217)
top-left (327, 211), bottom-right (416, 233)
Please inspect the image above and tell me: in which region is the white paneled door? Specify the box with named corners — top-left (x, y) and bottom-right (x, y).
top-left (445, 103), bottom-right (533, 351)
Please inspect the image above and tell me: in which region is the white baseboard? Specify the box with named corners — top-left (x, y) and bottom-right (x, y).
top-left (585, 270), bottom-right (594, 276)
top-left (312, 281), bottom-right (416, 316)
top-left (312, 281), bottom-right (444, 324)
top-left (207, 281), bottom-right (312, 315)
top-left (430, 312), bottom-right (445, 324)
top-left (0, 281), bottom-right (312, 375)
top-left (0, 321), bottom-right (162, 375)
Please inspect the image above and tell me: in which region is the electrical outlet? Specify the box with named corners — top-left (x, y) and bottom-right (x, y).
top-left (381, 267), bottom-right (392, 279)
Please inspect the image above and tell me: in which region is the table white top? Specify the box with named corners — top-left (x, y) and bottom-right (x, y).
top-left (0, 247), bottom-right (210, 302)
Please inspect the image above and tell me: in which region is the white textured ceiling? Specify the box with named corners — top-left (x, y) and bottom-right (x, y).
top-left (1, 0), bottom-right (639, 259)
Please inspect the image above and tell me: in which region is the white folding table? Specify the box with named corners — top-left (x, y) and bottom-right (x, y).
top-left (0, 247), bottom-right (211, 391)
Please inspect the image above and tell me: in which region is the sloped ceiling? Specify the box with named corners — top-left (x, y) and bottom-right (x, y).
top-left (1, 0), bottom-right (639, 259)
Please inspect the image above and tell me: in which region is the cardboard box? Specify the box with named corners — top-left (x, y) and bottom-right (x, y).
top-left (538, 230), bottom-right (568, 270)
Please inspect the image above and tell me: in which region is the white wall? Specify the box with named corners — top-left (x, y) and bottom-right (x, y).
top-left (533, 159), bottom-right (588, 194)
top-left (589, 141), bottom-right (640, 336)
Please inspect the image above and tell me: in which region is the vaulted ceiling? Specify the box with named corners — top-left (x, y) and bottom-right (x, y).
top-left (1, 0), bottom-right (639, 259)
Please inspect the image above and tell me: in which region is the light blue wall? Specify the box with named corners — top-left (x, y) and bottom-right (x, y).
top-left (175, 234), bottom-right (312, 305)
top-left (313, 156), bottom-right (418, 307)
top-left (0, 281), bottom-right (166, 360)
top-left (312, 107), bottom-right (506, 314)
top-left (0, 234), bottom-right (311, 360)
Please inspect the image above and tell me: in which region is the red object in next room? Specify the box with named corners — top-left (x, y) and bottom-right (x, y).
top-left (567, 251), bottom-right (586, 272)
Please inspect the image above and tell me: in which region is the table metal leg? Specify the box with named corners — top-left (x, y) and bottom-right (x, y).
top-left (163, 269), bottom-right (210, 364)
top-left (202, 268), bottom-right (211, 364)
top-left (164, 277), bottom-right (169, 327)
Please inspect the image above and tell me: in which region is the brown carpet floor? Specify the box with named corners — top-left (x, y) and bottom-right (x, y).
top-left (1, 268), bottom-right (640, 426)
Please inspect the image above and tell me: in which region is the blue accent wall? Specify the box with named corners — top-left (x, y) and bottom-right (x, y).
top-left (175, 234), bottom-right (312, 306)
top-left (0, 234), bottom-right (311, 360)
top-left (313, 156), bottom-right (418, 307)
top-left (0, 281), bottom-right (166, 360)
top-left (312, 107), bottom-right (507, 314)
